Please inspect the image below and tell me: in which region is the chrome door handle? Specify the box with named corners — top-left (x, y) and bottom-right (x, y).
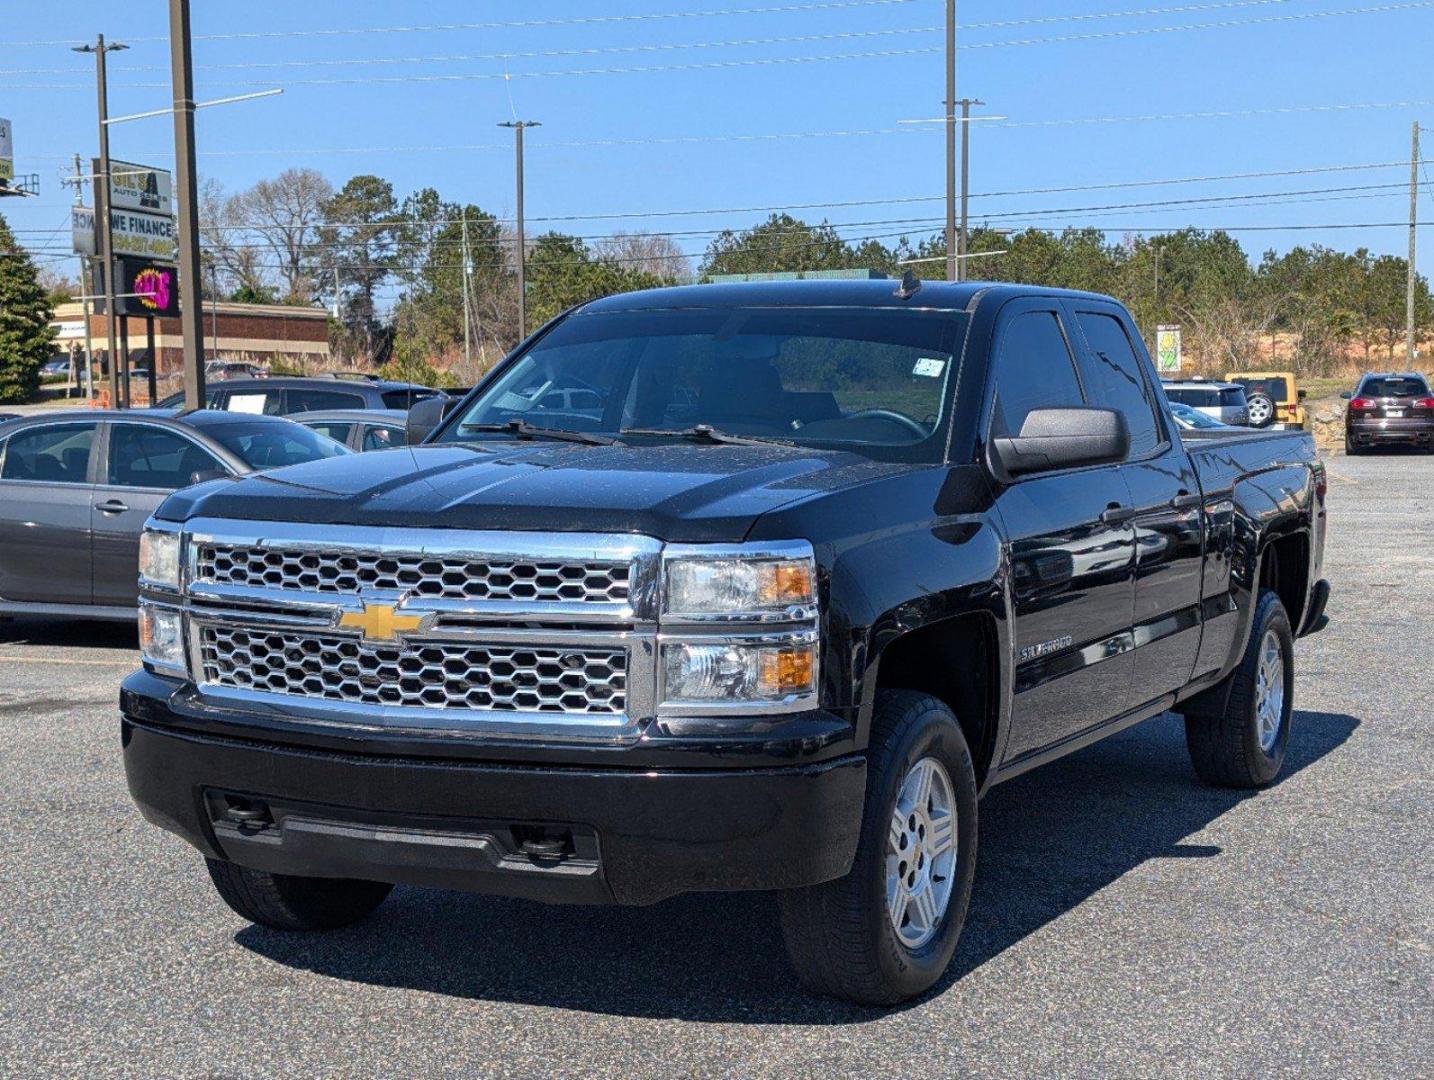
top-left (95, 499), bottom-right (129, 514)
top-left (1169, 491), bottom-right (1202, 511)
top-left (1100, 503), bottom-right (1136, 525)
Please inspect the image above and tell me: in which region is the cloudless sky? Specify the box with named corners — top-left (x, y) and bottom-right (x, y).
top-left (3, 0), bottom-right (1433, 297)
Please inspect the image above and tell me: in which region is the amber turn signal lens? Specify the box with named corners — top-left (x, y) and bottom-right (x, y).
top-left (758, 647), bottom-right (815, 694)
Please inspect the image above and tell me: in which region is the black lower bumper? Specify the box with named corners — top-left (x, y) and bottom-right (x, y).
top-left (122, 716), bottom-right (866, 906)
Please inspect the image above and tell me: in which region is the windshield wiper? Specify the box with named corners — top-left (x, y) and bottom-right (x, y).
top-left (619, 424), bottom-right (797, 448)
top-left (457, 419), bottom-right (617, 446)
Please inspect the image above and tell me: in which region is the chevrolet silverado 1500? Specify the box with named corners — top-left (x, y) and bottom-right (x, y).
top-left (123, 280), bottom-right (1330, 1004)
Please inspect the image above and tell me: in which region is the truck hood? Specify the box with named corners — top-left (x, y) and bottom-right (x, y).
top-left (159, 442), bottom-right (917, 543)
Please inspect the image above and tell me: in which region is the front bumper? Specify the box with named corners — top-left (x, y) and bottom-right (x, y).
top-left (122, 676), bottom-right (866, 907)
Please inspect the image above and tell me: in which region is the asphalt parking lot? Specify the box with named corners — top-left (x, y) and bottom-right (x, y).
top-left (0, 452), bottom-right (1429, 1079)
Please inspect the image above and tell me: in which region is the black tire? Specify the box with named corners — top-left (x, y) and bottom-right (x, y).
top-left (779, 690), bottom-right (978, 1005)
top-left (1182, 589), bottom-right (1294, 789)
top-left (1344, 434), bottom-right (1362, 456)
top-left (205, 858), bottom-right (392, 931)
top-left (1245, 392), bottom-right (1276, 428)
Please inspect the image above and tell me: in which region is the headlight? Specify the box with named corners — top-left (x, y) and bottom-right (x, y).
top-left (138, 603), bottom-right (187, 675)
top-left (139, 528), bottom-right (182, 590)
top-left (661, 638), bottom-right (817, 706)
top-left (664, 546), bottom-right (815, 619)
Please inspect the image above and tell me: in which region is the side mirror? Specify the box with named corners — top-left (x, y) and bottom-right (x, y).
top-left (1339, 391), bottom-right (1352, 400)
top-left (188, 468), bottom-right (229, 486)
top-left (990, 407), bottom-right (1129, 478)
top-left (406, 395), bottom-right (457, 444)
top-left (1297, 389), bottom-right (1308, 400)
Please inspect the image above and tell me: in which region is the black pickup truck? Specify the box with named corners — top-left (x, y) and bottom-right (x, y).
top-left (122, 280), bottom-right (1329, 1004)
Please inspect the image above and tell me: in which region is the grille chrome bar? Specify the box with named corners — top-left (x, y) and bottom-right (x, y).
top-left (200, 625), bottom-right (628, 715)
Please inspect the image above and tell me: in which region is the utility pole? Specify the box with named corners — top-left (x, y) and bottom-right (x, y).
top-left (1408, 121), bottom-right (1421, 364)
top-left (461, 210), bottom-right (473, 368)
top-left (168, 0), bottom-right (206, 410)
top-left (955, 98), bottom-right (983, 282)
top-left (944, 0), bottom-right (956, 281)
top-left (73, 35), bottom-right (126, 407)
top-left (499, 120), bottom-right (539, 338)
top-left (71, 152), bottom-right (96, 401)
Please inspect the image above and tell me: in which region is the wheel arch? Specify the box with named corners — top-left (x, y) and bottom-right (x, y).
top-left (868, 610), bottom-right (1004, 789)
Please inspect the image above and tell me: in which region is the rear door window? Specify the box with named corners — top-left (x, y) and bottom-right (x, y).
top-left (990, 310), bottom-right (1087, 438)
top-left (0, 423), bottom-right (97, 483)
top-left (1163, 388), bottom-right (1216, 407)
top-left (1073, 312), bottom-right (1162, 456)
top-left (285, 388), bottom-right (367, 413)
top-left (362, 425), bottom-right (406, 451)
top-left (305, 421), bottom-right (354, 445)
top-left (106, 424), bottom-right (225, 489)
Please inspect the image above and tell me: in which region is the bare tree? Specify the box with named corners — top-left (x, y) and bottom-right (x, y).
top-left (232, 168), bottom-right (333, 304)
top-left (199, 179), bottom-right (272, 300)
top-left (593, 231), bottom-right (691, 282)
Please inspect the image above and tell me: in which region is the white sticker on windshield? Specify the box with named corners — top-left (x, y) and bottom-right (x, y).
top-left (913, 357), bottom-right (946, 378)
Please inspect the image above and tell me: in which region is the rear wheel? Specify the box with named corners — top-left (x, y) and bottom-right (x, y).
top-left (1182, 589), bottom-right (1294, 788)
top-left (1344, 433), bottom-right (1362, 456)
top-left (779, 691), bottom-right (978, 1005)
top-left (205, 858), bottom-right (393, 931)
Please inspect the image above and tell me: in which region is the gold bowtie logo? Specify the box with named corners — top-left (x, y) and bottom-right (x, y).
top-left (338, 602), bottom-right (428, 642)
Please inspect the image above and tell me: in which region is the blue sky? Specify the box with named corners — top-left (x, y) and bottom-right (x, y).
top-left (3, 0), bottom-right (1433, 292)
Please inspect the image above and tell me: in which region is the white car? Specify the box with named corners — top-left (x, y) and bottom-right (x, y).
top-left (1161, 380), bottom-right (1249, 426)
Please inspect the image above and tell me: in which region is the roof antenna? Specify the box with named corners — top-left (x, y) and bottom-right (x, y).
top-left (894, 269), bottom-right (922, 299)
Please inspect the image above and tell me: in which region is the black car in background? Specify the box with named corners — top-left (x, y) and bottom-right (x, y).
top-left (157, 375), bottom-right (443, 415)
top-left (0, 410), bottom-right (348, 621)
top-left (1342, 372), bottom-right (1434, 454)
top-left (289, 408), bottom-right (410, 452)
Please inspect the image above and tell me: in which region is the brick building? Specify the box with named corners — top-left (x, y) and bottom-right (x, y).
top-left (50, 299), bottom-right (331, 377)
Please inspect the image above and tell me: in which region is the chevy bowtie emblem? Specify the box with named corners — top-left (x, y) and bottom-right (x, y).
top-left (337, 602), bottom-right (429, 642)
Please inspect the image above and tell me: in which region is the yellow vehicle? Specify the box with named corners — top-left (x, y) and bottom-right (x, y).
top-left (1223, 370), bottom-right (1307, 429)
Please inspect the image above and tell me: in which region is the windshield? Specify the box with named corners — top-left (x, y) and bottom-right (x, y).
top-left (435, 306), bottom-right (968, 461)
top-left (1358, 376), bottom-right (1429, 398)
top-left (206, 421), bottom-right (351, 471)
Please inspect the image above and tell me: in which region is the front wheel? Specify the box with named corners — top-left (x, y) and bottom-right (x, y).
top-left (206, 858), bottom-right (393, 931)
top-left (779, 691), bottom-right (978, 1005)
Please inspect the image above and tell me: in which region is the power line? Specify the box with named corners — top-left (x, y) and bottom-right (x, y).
top-left (0, 1), bottom-right (1296, 76)
top-left (10, 1), bottom-right (1431, 91)
top-left (0, 0), bottom-right (923, 49)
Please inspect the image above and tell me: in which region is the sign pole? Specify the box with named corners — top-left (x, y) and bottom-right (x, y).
top-left (147, 316), bottom-right (157, 404)
top-left (168, 0), bottom-right (206, 411)
top-left (119, 316), bottom-right (131, 409)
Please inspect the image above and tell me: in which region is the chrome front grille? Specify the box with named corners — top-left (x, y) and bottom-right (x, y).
top-left (195, 542), bottom-right (631, 603)
top-left (200, 626), bottom-right (628, 715)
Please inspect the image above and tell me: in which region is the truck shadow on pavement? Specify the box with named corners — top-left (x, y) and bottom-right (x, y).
top-left (236, 709), bottom-right (1358, 1023)
top-left (0, 616), bottom-right (137, 650)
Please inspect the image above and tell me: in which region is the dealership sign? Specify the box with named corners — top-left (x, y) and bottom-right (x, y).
top-left (71, 206), bottom-right (178, 261)
top-left (0, 117), bottom-right (12, 182)
top-left (119, 258), bottom-right (180, 317)
top-left (100, 158), bottom-right (173, 216)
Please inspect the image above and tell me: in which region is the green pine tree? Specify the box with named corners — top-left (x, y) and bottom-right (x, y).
top-left (0, 212), bottom-right (56, 404)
